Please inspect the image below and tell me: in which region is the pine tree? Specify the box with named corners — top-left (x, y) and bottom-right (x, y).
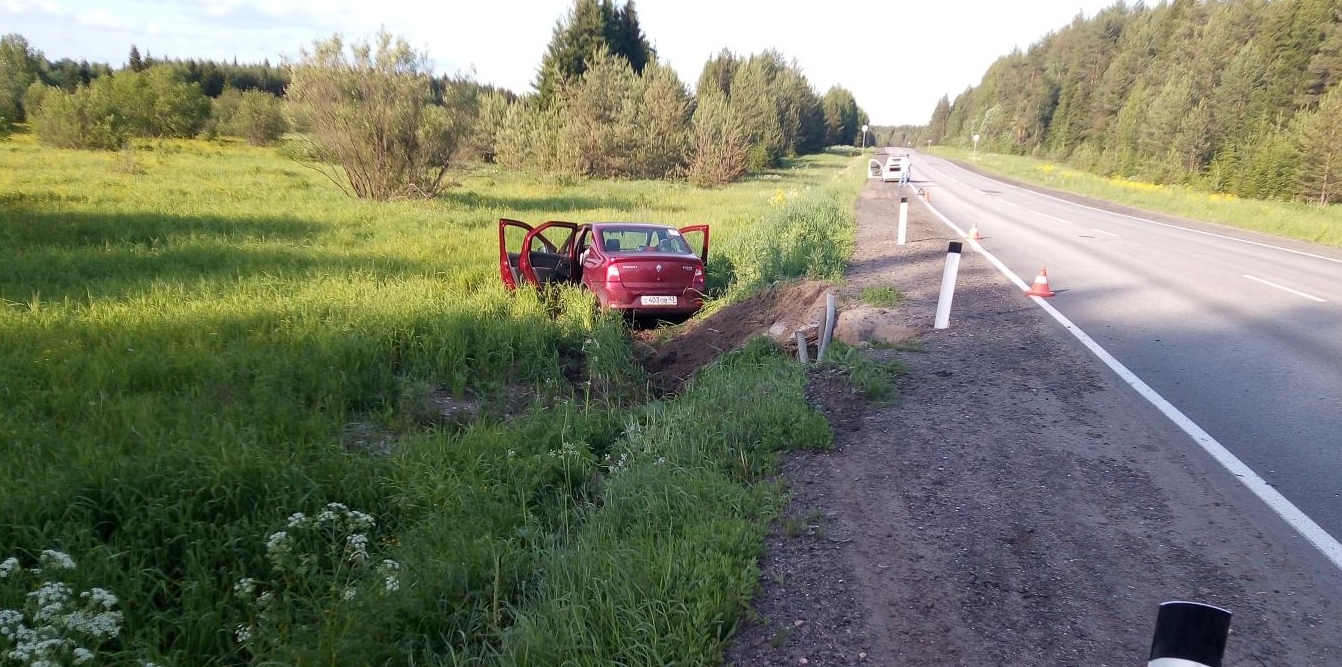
top-left (696, 50), bottom-right (738, 99)
top-left (1295, 83), bottom-right (1342, 204)
top-left (128, 45), bottom-right (144, 72)
top-left (607, 0), bottom-right (652, 74)
top-left (928, 95), bottom-right (951, 144)
top-left (534, 0), bottom-right (653, 108)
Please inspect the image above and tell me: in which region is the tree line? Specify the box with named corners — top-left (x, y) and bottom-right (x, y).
top-left (930, 0), bottom-right (1342, 205)
top-left (0, 0), bottom-right (870, 198)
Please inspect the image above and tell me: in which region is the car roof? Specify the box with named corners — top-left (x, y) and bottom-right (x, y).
top-left (591, 222), bottom-right (678, 232)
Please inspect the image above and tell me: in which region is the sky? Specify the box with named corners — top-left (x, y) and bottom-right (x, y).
top-left (2, 0), bottom-right (1119, 126)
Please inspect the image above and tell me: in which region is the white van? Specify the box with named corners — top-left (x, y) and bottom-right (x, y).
top-left (880, 155), bottom-right (901, 182)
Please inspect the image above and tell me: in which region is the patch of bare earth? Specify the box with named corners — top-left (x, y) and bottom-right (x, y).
top-left (720, 180), bottom-right (1342, 666)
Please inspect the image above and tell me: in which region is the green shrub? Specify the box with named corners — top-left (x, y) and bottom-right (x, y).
top-left (227, 90), bottom-right (286, 145)
top-left (31, 84), bottom-right (127, 149)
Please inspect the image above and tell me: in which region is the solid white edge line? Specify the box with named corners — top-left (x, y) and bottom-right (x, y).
top-left (936, 157), bottom-right (1342, 266)
top-left (1089, 228), bottom-right (1120, 238)
top-left (1243, 274), bottom-right (1328, 303)
top-left (920, 195), bottom-right (1342, 571)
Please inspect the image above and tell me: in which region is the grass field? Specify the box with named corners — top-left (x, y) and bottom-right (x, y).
top-left (930, 146), bottom-right (1342, 248)
top-left (0, 133), bottom-right (870, 665)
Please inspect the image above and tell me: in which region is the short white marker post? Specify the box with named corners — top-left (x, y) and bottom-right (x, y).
top-left (1148, 601), bottom-right (1232, 667)
top-left (897, 197), bottom-right (908, 246)
top-left (933, 241), bottom-right (962, 330)
top-left (795, 330), bottom-right (809, 364)
top-left (817, 292), bottom-right (837, 361)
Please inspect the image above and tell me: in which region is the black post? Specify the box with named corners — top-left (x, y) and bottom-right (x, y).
top-left (1148, 601), bottom-right (1232, 667)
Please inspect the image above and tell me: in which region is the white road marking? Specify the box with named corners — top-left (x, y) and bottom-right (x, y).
top-left (920, 197), bottom-right (1342, 572)
top-left (944, 162), bottom-right (1342, 266)
top-left (1089, 228), bottom-right (1119, 237)
top-left (1028, 209), bottom-right (1075, 226)
top-left (1243, 275), bottom-right (1327, 303)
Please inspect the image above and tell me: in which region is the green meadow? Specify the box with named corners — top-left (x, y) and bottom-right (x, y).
top-left (931, 146), bottom-right (1342, 249)
top-left (0, 133), bottom-right (873, 665)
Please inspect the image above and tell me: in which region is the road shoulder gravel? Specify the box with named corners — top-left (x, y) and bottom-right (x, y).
top-left (725, 179), bottom-right (1342, 666)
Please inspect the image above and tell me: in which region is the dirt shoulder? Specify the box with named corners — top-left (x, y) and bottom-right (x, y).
top-left (725, 180), bottom-right (1342, 666)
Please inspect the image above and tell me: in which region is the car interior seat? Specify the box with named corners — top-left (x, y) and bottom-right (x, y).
top-left (604, 237), bottom-right (621, 252)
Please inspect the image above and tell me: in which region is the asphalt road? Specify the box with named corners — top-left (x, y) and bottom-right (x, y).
top-left (903, 150), bottom-right (1342, 549)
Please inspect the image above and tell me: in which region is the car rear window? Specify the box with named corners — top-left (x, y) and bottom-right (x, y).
top-left (600, 228), bottom-right (693, 254)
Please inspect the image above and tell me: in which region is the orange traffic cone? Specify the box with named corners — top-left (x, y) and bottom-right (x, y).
top-left (966, 223), bottom-right (983, 240)
top-left (1025, 267), bottom-right (1055, 297)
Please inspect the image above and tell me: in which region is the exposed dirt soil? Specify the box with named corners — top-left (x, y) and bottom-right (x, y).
top-left (636, 280), bottom-right (835, 393)
top-left (643, 179), bottom-right (1342, 665)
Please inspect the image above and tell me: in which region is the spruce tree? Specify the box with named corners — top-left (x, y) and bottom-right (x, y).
top-left (1295, 84), bottom-right (1342, 204)
top-left (535, 0), bottom-right (653, 108)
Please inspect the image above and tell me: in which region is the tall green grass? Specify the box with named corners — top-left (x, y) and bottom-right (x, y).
top-left (932, 146), bottom-right (1342, 248)
top-left (0, 133), bottom-right (868, 665)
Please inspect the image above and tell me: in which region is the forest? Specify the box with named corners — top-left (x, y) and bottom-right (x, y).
top-left (930, 0), bottom-right (1342, 205)
top-left (0, 0), bottom-right (871, 195)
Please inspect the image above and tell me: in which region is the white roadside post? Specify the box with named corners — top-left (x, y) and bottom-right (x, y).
top-left (817, 292), bottom-right (837, 361)
top-left (1147, 601), bottom-right (1232, 667)
top-left (795, 330), bottom-right (809, 364)
top-left (860, 124), bottom-right (869, 154)
top-left (897, 196), bottom-right (908, 246)
top-left (972, 133), bottom-right (980, 159)
top-left (933, 242), bottom-right (962, 330)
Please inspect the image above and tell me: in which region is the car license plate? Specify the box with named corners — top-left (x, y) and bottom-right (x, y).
top-left (640, 295), bottom-right (677, 306)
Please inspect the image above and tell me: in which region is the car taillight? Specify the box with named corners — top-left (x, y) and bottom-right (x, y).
top-left (606, 264), bottom-right (622, 283)
top-left (692, 266), bottom-right (704, 288)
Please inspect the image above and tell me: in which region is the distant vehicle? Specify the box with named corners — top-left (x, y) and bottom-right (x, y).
top-left (882, 155), bottom-right (911, 184)
top-left (498, 219), bottom-right (709, 318)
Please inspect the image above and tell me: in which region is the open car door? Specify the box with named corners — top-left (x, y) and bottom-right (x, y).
top-left (498, 218), bottom-right (535, 290)
top-left (678, 224), bottom-right (710, 267)
top-left (519, 220), bottom-right (580, 286)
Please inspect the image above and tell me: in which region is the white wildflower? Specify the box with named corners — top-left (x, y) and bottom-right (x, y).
top-left (28, 581), bottom-right (72, 622)
top-left (65, 607), bottom-right (122, 639)
top-left (232, 578), bottom-right (258, 598)
top-left (81, 588), bottom-right (118, 610)
top-left (346, 510), bottom-right (375, 531)
top-left (38, 550), bottom-right (75, 571)
top-left (345, 534), bottom-right (369, 564)
top-left (655, 456), bottom-right (667, 465)
top-left (234, 623), bottom-right (253, 643)
top-left (507, 449), bottom-right (516, 459)
top-left (73, 647), bottom-right (94, 664)
top-left (285, 512), bottom-right (309, 528)
top-left (264, 531), bottom-right (289, 554)
top-left (255, 591), bottom-right (273, 610)
top-left (0, 557), bottom-right (18, 578)
top-left (377, 560), bottom-right (401, 592)
top-left (322, 502), bottom-right (348, 517)
top-left (341, 587), bottom-right (357, 601)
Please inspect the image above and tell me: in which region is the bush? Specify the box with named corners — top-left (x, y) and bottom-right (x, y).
top-left (494, 51), bottom-right (690, 180)
top-left (30, 67), bottom-right (210, 149)
top-left (286, 31), bottom-right (467, 200)
top-left (687, 93), bottom-right (750, 187)
top-left (31, 84), bottom-right (127, 150)
top-left (228, 90), bottom-right (286, 145)
top-left (201, 86), bottom-right (242, 139)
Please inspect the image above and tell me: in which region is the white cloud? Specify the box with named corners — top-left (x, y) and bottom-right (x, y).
top-left (81, 8), bottom-right (133, 29)
top-left (11, 0), bottom-right (1118, 124)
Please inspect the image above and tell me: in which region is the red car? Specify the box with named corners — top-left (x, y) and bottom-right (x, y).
top-left (498, 219), bottom-right (710, 318)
